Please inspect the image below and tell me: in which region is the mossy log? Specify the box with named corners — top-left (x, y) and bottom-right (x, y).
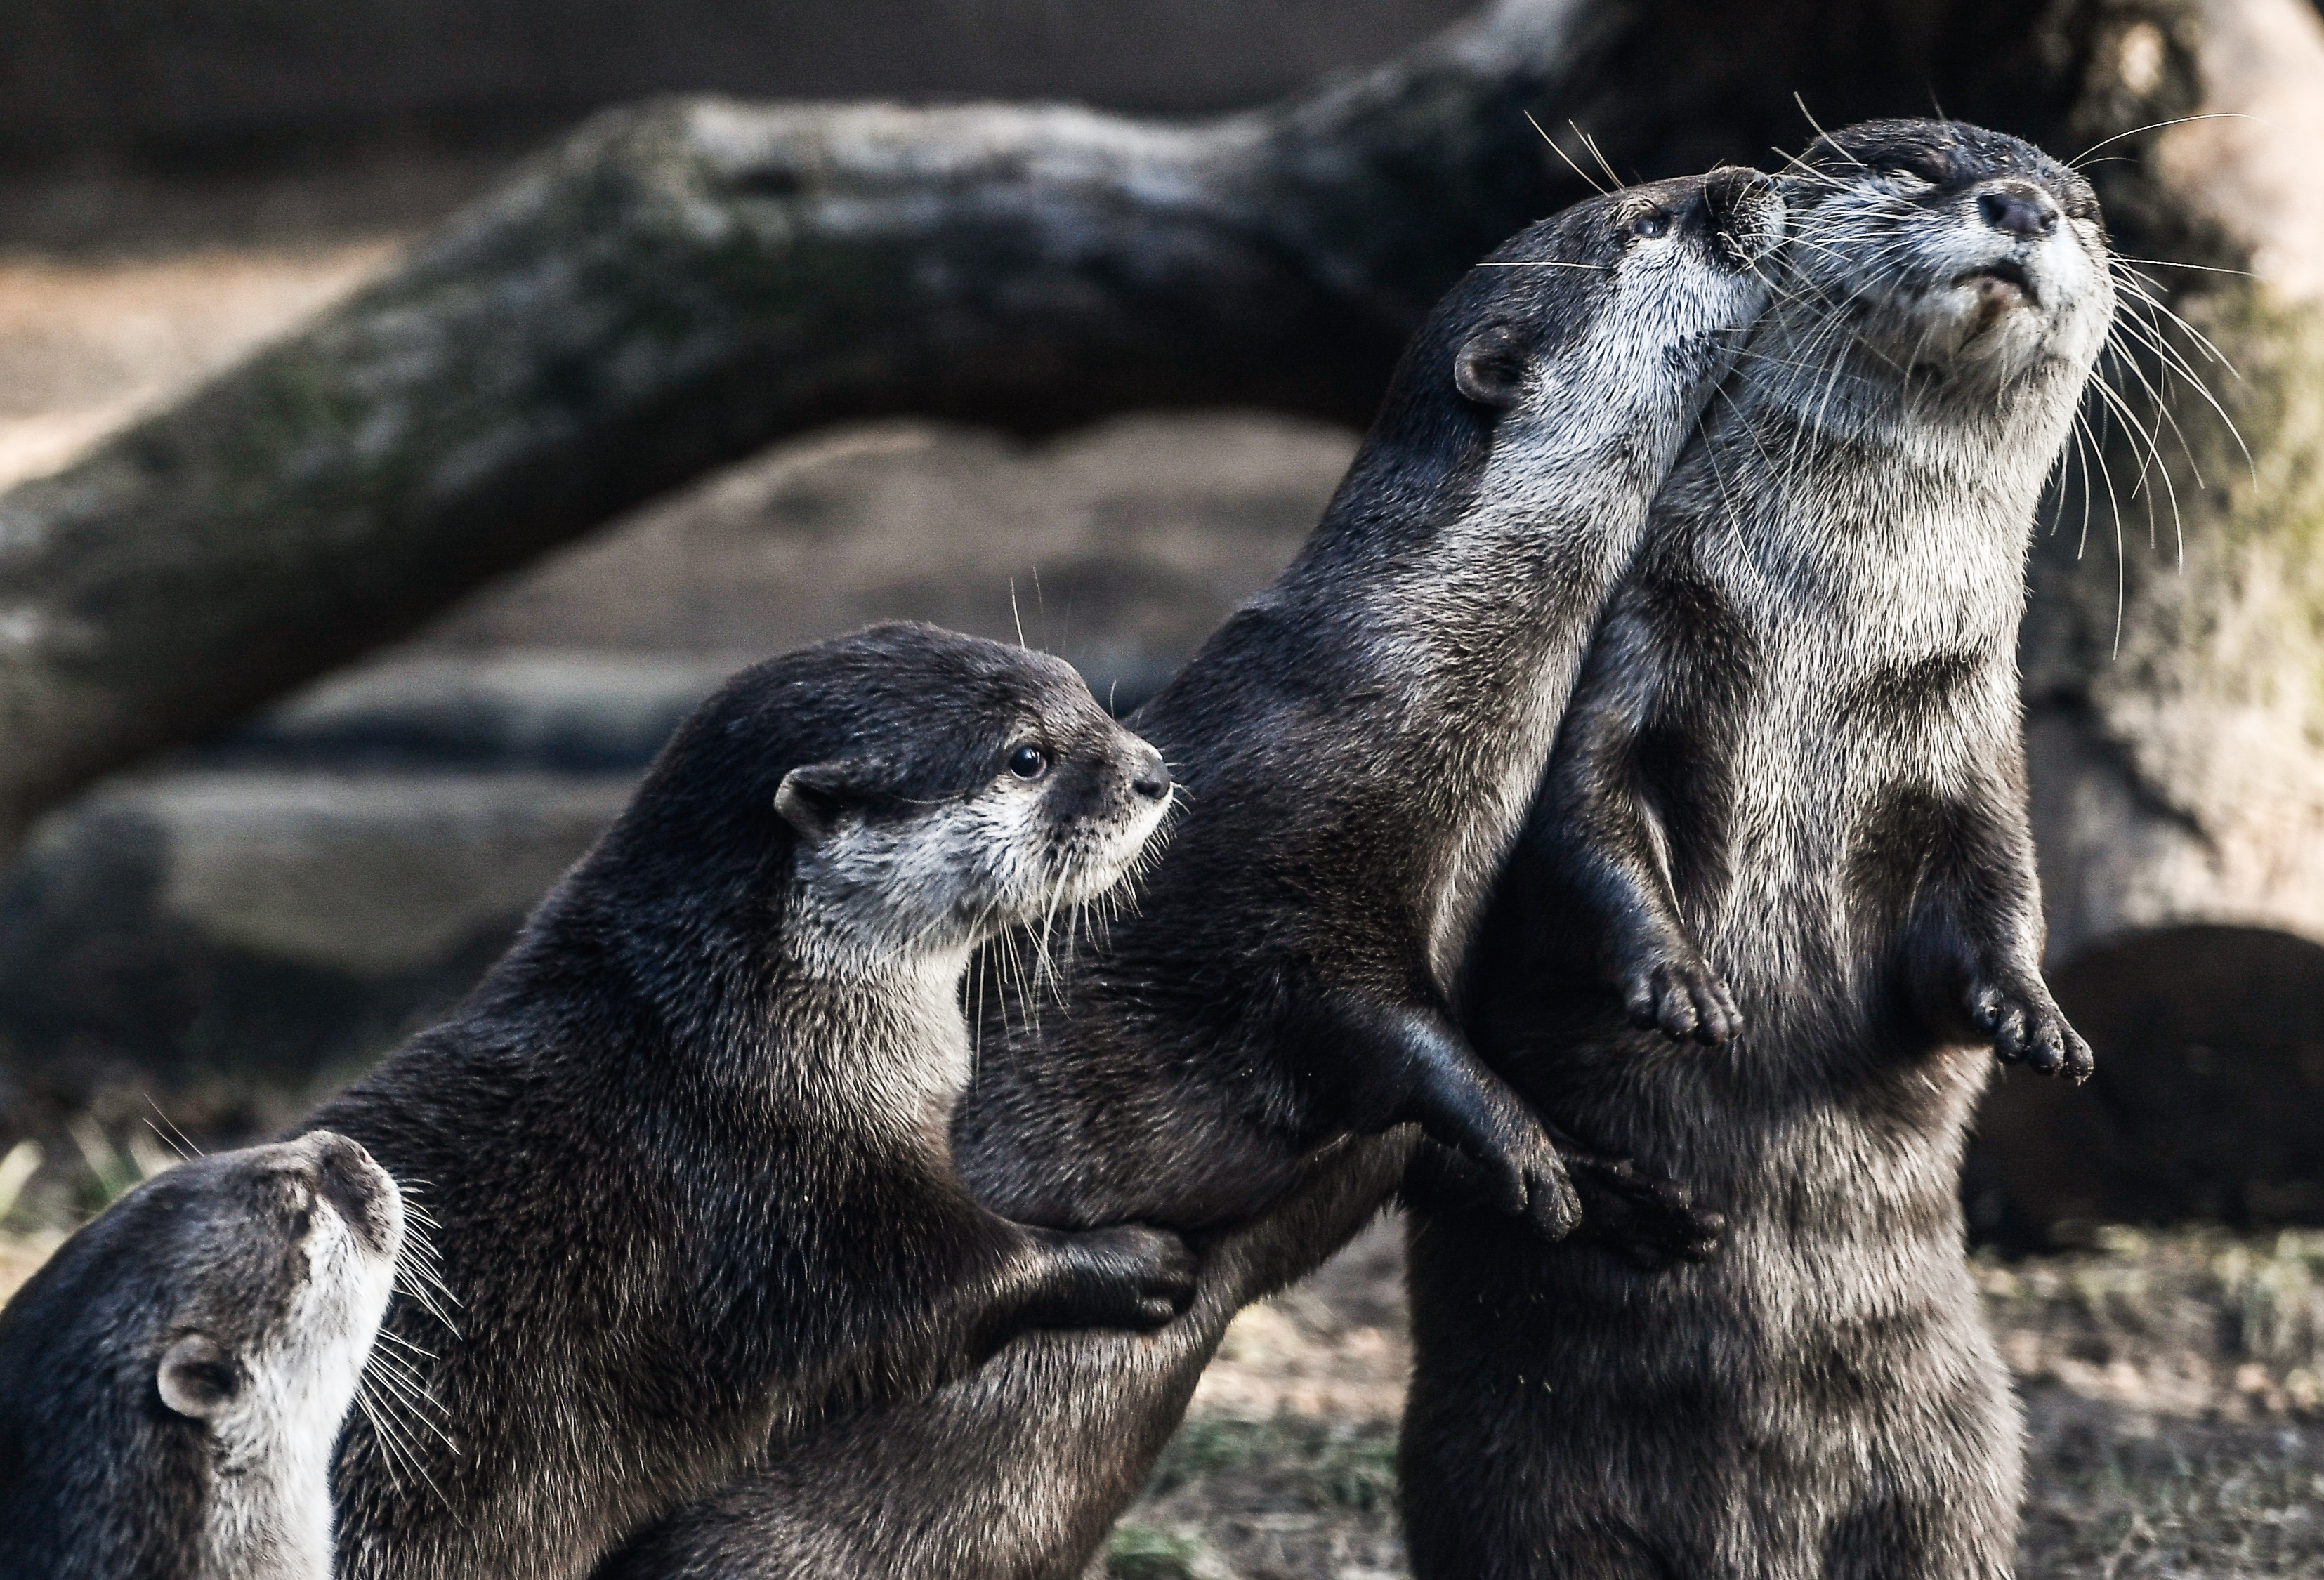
top-left (0, 0), bottom-right (2320, 973)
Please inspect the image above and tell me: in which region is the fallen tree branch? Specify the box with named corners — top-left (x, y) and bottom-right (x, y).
top-left (0, 8), bottom-right (1598, 855)
top-left (3, 0), bottom-right (2320, 980)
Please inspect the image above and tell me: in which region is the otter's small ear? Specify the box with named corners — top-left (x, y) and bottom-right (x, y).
top-left (158, 1334), bottom-right (241, 1420)
top-left (1454, 324), bottom-right (1530, 409)
top-left (775, 760), bottom-right (872, 844)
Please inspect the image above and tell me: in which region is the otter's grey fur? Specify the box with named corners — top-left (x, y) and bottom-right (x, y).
top-left (306, 624), bottom-right (1195, 1580)
top-left (600, 169), bottom-right (1783, 1580)
top-left (1400, 119), bottom-right (2112, 1579)
top-left (0, 1131), bottom-right (402, 1580)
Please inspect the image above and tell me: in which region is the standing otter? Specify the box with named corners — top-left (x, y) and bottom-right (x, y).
top-left (0, 1131), bottom-right (402, 1580)
top-left (601, 168), bottom-right (1782, 1580)
top-left (1400, 119), bottom-right (2112, 1579)
top-left (306, 624), bottom-right (1197, 1580)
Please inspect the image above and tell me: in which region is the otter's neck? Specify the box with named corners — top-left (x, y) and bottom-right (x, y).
top-left (202, 1423), bottom-right (336, 1580)
top-left (1296, 430), bottom-right (1666, 996)
top-left (769, 942), bottom-right (977, 1142)
top-left (1705, 353), bottom-right (2083, 625)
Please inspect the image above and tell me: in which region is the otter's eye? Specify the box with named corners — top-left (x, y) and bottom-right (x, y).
top-left (1877, 154), bottom-right (1946, 188)
top-left (1006, 744), bottom-right (1051, 781)
top-left (1629, 210), bottom-right (1670, 239)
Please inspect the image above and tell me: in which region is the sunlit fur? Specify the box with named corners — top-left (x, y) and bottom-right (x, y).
top-left (1401, 119), bottom-right (2114, 1580)
top-left (599, 173), bottom-right (1782, 1580)
top-left (0, 1132), bottom-right (402, 1580)
top-left (308, 623), bottom-right (1192, 1580)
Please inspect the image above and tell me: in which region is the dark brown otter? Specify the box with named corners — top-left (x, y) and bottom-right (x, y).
top-left (307, 623), bottom-right (1197, 1580)
top-left (1401, 119), bottom-right (2110, 1579)
top-left (0, 1131), bottom-right (402, 1580)
top-left (602, 167), bottom-right (1783, 1580)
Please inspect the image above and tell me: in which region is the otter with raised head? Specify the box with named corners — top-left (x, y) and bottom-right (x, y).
top-left (305, 623), bottom-right (1197, 1580)
top-left (0, 1131), bottom-right (402, 1580)
top-left (1400, 119), bottom-right (2111, 1579)
top-left (600, 169), bottom-right (1782, 1580)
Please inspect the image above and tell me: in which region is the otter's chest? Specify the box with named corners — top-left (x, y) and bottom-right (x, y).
top-left (1681, 572), bottom-right (2020, 959)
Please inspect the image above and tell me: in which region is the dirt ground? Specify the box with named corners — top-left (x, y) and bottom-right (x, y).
top-left (1101, 1218), bottom-right (2324, 1580)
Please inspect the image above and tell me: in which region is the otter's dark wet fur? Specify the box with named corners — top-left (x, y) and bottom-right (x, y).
top-left (1400, 119), bottom-right (2113, 1579)
top-left (0, 1133), bottom-right (402, 1580)
top-left (601, 169), bottom-right (1782, 1580)
top-left (307, 624), bottom-right (1195, 1580)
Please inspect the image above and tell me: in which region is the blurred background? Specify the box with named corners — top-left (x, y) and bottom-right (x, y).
top-left (1, 4), bottom-right (2323, 1574)
top-left (0, 0), bottom-right (1476, 1187)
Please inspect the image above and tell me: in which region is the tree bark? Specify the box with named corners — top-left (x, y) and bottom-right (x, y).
top-left (2021, 0), bottom-right (2324, 962)
top-left (1, 0), bottom-right (2319, 986)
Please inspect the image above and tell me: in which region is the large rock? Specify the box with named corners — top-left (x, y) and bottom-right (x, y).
top-left (0, 769), bottom-right (634, 1122)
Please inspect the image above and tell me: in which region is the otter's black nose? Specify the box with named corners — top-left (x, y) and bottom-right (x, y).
top-left (1978, 183), bottom-right (2058, 239)
top-left (1129, 750), bottom-right (1171, 803)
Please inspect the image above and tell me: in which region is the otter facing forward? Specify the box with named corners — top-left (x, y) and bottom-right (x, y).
top-left (1402, 119), bottom-right (2110, 1579)
top-left (603, 169), bottom-right (1781, 1580)
top-left (0, 1132), bottom-right (402, 1580)
top-left (307, 624), bottom-right (1195, 1580)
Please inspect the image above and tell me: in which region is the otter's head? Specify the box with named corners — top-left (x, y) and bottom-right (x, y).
top-left (144, 1132), bottom-right (402, 1473)
top-left (1426, 166), bottom-right (1783, 483)
top-left (1777, 119), bottom-right (2113, 404)
top-left (638, 623), bottom-right (1171, 971)
top-left (0, 1132), bottom-right (398, 1569)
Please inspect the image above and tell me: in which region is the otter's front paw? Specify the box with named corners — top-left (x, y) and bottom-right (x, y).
top-left (1969, 975), bottom-right (2093, 1081)
top-left (1487, 1128), bottom-right (1587, 1243)
top-left (1062, 1224), bottom-right (1200, 1329)
top-left (1431, 1089), bottom-right (1586, 1242)
top-left (1564, 1152), bottom-right (1725, 1270)
top-left (1620, 951), bottom-right (1742, 1045)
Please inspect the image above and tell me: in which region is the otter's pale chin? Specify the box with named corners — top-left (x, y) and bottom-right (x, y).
top-left (1063, 798), bottom-right (1174, 911)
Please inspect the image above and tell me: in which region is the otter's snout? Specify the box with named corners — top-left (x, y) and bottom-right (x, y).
top-left (301, 1131), bottom-right (403, 1259)
top-left (1704, 167), bottom-right (1783, 266)
top-left (1128, 746), bottom-right (1171, 803)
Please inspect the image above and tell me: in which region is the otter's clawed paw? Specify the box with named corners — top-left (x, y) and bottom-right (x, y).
top-left (1621, 954), bottom-right (1742, 1046)
top-left (1492, 1135), bottom-right (1586, 1243)
top-left (1450, 1102), bottom-right (1586, 1242)
top-left (1969, 977), bottom-right (2093, 1081)
top-left (1070, 1225), bottom-right (1200, 1329)
top-left (1565, 1152), bottom-right (1726, 1270)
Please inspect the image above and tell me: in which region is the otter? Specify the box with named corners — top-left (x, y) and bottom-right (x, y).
top-left (1399, 119), bottom-right (2111, 1579)
top-left (598, 169), bottom-right (1783, 1580)
top-left (0, 1131), bottom-right (402, 1580)
top-left (304, 623), bottom-right (1198, 1580)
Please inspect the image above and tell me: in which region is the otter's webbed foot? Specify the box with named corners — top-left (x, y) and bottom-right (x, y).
top-left (1443, 1093), bottom-right (1586, 1244)
top-left (1556, 1146), bottom-right (1725, 1269)
top-left (1383, 1013), bottom-right (1584, 1242)
top-left (1409, 1136), bottom-right (1722, 1268)
top-left (1618, 947), bottom-right (1742, 1046)
top-left (1018, 1224), bottom-right (1200, 1332)
top-left (1969, 973), bottom-right (2093, 1081)
top-left (1315, 992), bottom-right (1584, 1242)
